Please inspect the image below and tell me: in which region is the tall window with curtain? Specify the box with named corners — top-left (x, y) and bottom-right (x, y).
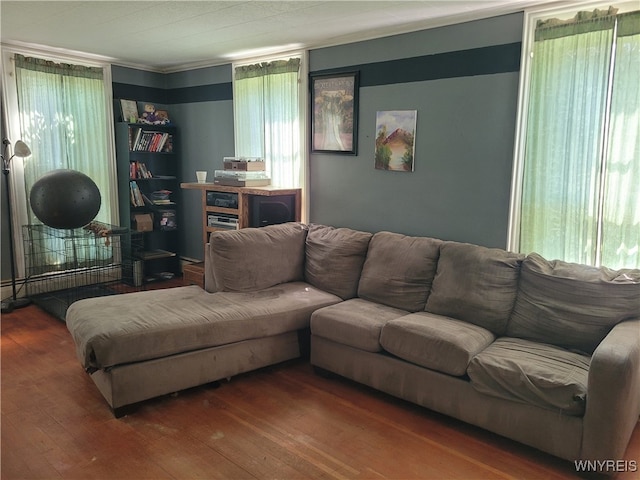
top-left (233, 57), bottom-right (302, 188)
top-left (512, 6), bottom-right (639, 269)
top-left (13, 54), bottom-right (115, 267)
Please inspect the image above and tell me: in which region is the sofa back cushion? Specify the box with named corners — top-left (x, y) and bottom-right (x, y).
top-left (305, 224), bottom-right (372, 300)
top-left (506, 253), bottom-right (640, 354)
top-left (425, 242), bottom-right (524, 335)
top-left (209, 222), bottom-right (307, 292)
top-left (357, 232), bottom-right (442, 312)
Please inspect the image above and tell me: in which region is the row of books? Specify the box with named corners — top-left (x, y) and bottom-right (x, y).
top-left (129, 128), bottom-right (173, 153)
top-left (130, 182), bottom-right (176, 207)
top-left (130, 181), bottom-right (146, 207)
top-left (130, 161), bottom-right (152, 179)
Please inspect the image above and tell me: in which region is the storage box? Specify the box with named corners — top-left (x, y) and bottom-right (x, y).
top-left (183, 262), bottom-right (205, 288)
top-left (223, 158), bottom-right (265, 171)
top-left (133, 213), bottom-right (153, 232)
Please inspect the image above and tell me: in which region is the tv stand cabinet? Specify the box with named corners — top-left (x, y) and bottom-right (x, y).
top-left (180, 183), bottom-right (302, 247)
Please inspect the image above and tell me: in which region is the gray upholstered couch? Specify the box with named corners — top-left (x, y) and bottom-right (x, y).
top-left (66, 222), bottom-right (640, 471)
top-left (67, 223), bottom-right (341, 416)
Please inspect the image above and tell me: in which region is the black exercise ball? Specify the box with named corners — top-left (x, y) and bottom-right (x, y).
top-left (29, 169), bottom-right (102, 229)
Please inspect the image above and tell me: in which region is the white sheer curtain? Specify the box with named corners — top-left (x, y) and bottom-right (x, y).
top-left (15, 54), bottom-right (113, 225)
top-left (234, 57), bottom-right (302, 188)
top-left (518, 9), bottom-right (639, 269)
top-left (14, 54), bottom-right (115, 267)
top-left (601, 14), bottom-right (640, 268)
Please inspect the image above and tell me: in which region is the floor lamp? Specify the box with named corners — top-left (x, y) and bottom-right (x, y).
top-left (1, 139), bottom-right (32, 313)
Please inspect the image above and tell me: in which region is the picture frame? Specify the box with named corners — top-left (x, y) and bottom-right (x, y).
top-left (310, 72), bottom-right (359, 155)
top-left (375, 110), bottom-right (417, 172)
top-left (120, 99), bottom-right (139, 123)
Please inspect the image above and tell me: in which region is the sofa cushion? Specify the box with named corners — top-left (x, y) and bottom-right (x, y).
top-left (467, 337), bottom-right (590, 416)
top-left (305, 224), bottom-right (372, 300)
top-left (425, 242), bottom-right (524, 335)
top-left (66, 282), bottom-right (342, 370)
top-left (357, 232), bottom-right (442, 312)
top-left (380, 312), bottom-right (495, 376)
top-left (209, 222), bottom-right (307, 292)
top-left (507, 253), bottom-right (640, 354)
top-left (311, 298), bottom-right (408, 352)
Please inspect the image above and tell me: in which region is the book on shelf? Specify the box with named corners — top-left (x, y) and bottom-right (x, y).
top-left (129, 127), bottom-right (142, 150)
top-left (138, 132), bottom-right (170, 152)
top-left (129, 127), bottom-right (172, 153)
top-left (130, 161), bottom-right (152, 179)
top-left (141, 190), bottom-right (175, 206)
top-left (129, 181), bottom-right (145, 207)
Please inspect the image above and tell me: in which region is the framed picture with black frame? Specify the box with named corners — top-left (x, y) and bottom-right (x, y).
top-left (310, 71), bottom-right (359, 155)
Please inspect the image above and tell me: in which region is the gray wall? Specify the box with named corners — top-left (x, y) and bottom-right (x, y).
top-left (112, 64), bottom-right (234, 261)
top-left (171, 102), bottom-right (234, 260)
top-left (2, 12), bottom-right (523, 280)
top-left (308, 76), bottom-right (518, 247)
top-left (167, 65), bottom-right (234, 260)
top-left (307, 13), bottom-right (523, 248)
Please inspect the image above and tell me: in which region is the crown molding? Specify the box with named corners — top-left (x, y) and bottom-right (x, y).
top-left (3, 1), bottom-right (577, 75)
top-left (0, 40), bottom-right (116, 67)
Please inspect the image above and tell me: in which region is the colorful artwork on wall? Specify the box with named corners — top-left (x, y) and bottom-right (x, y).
top-left (374, 110), bottom-right (417, 172)
top-left (311, 72), bottom-right (359, 155)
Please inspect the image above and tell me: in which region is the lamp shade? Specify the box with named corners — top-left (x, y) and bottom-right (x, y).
top-left (13, 140), bottom-right (31, 158)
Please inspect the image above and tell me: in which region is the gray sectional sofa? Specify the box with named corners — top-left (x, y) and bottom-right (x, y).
top-left (66, 222), bottom-right (640, 471)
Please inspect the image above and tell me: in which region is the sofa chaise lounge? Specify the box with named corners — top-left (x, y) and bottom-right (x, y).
top-left (66, 222), bottom-right (640, 471)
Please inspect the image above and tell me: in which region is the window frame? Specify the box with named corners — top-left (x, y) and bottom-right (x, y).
top-left (1, 45), bottom-right (117, 278)
top-left (231, 50), bottom-right (309, 221)
top-left (507, 1), bottom-right (639, 262)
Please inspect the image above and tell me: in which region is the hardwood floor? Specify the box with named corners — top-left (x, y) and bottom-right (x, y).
top-left (2, 302), bottom-right (639, 480)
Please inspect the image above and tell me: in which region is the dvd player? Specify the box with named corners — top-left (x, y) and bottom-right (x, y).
top-left (207, 213), bottom-right (239, 229)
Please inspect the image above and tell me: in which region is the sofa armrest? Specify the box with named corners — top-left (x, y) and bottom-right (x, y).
top-left (581, 319), bottom-right (640, 462)
top-left (204, 243), bottom-right (218, 293)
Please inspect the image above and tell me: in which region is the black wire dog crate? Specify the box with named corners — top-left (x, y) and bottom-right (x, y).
top-left (22, 223), bottom-right (139, 321)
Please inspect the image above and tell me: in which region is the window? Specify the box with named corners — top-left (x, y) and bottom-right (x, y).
top-left (2, 50), bottom-right (117, 272)
top-left (233, 55), bottom-right (306, 191)
top-left (509, 4), bottom-right (639, 269)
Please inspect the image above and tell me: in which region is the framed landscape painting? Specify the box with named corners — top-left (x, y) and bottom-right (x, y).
top-left (374, 110), bottom-right (417, 172)
top-left (311, 72), bottom-right (359, 155)
top-left (120, 99), bottom-right (139, 123)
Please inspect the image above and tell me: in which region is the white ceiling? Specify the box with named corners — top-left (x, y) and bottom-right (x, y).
top-left (1, 0), bottom-right (559, 72)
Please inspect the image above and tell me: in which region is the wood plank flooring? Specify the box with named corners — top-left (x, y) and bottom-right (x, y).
top-left (2, 302), bottom-right (639, 480)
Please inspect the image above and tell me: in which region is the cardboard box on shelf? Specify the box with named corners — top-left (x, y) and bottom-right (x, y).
top-left (133, 213), bottom-right (153, 232)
